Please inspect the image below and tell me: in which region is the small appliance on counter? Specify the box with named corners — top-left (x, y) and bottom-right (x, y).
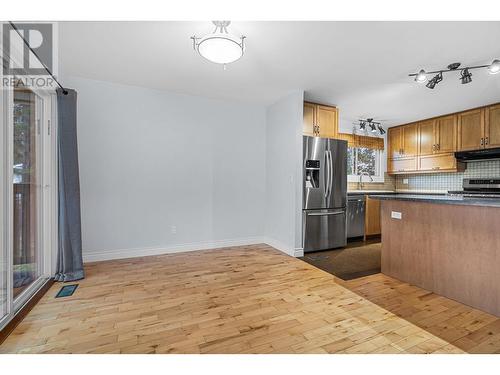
top-left (303, 136), bottom-right (347, 253)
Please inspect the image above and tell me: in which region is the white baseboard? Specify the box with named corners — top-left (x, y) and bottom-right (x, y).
top-left (261, 237), bottom-right (303, 257)
top-left (83, 236), bottom-right (304, 263)
top-left (83, 237), bottom-right (264, 263)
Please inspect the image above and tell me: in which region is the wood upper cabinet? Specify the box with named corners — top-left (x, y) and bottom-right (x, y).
top-left (303, 102), bottom-right (338, 139)
top-left (401, 124), bottom-right (418, 157)
top-left (418, 116), bottom-right (456, 157)
top-left (316, 105), bottom-right (338, 138)
top-left (458, 109), bottom-right (485, 151)
top-left (388, 127), bottom-right (403, 159)
top-left (435, 115), bottom-right (457, 154)
top-left (303, 102), bottom-right (316, 137)
top-left (485, 104), bottom-right (500, 149)
top-left (418, 119), bottom-right (436, 156)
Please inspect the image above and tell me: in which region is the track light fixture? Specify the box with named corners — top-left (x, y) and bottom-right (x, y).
top-left (355, 118), bottom-right (385, 136)
top-left (460, 68), bottom-right (472, 84)
top-left (410, 59), bottom-right (499, 89)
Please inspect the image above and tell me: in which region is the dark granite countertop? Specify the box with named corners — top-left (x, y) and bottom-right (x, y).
top-left (370, 194), bottom-right (500, 208)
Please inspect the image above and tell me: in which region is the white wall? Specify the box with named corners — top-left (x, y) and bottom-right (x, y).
top-left (264, 91), bottom-right (304, 256)
top-left (63, 76), bottom-right (267, 262)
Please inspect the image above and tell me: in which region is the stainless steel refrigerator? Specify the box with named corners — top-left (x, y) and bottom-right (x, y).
top-left (303, 136), bottom-right (347, 253)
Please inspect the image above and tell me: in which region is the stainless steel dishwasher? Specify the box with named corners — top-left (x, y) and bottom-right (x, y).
top-left (347, 195), bottom-right (365, 238)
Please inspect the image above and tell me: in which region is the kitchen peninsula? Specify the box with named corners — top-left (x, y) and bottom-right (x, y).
top-left (372, 194), bottom-right (500, 316)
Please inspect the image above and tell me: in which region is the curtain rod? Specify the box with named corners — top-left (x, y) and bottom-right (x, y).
top-left (8, 21), bottom-right (68, 95)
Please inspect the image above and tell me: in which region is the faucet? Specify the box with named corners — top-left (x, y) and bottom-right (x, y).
top-left (358, 171), bottom-right (374, 190)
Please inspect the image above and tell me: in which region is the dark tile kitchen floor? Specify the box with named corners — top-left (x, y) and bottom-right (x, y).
top-left (300, 238), bottom-right (381, 280)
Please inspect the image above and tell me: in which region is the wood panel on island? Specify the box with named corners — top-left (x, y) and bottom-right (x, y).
top-left (387, 102), bottom-right (500, 175)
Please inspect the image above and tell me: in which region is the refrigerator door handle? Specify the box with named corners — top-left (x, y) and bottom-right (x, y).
top-left (307, 211), bottom-right (344, 216)
top-left (324, 152), bottom-right (330, 198)
top-left (328, 150), bottom-right (334, 198)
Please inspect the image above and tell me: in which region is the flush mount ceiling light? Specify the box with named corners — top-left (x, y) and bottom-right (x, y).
top-left (354, 118), bottom-right (385, 136)
top-left (191, 21), bottom-right (245, 68)
top-left (410, 59), bottom-right (499, 89)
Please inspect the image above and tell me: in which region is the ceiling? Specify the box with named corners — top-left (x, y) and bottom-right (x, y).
top-left (58, 21), bottom-right (500, 130)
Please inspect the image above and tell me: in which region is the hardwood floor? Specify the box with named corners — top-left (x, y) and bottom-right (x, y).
top-left (0, 243), bottom-right (477, 354)
top-left (342, 274), bottom-right (500, 353)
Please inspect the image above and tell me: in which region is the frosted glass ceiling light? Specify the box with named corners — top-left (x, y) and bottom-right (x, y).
top-left (191, 21), bottom-right (245, 68)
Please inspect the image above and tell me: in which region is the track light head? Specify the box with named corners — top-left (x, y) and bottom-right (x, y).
top-left (359, 121), bottom-right (366, 130)
top-left (369, 123), bottom-right (377, 133)
top-left (426, 72), bottom-right (443, 89)
top-left (488, 59), bottom-right (500, 75)
top-left (460, 68), bottom-right (472, 84)
top-left (377, 125), bottom-right (386, 135)
top-left (414, 69), bottom-right (428, 84)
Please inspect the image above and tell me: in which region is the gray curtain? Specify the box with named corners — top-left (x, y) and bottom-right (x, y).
top-left (54, 88), bottom-right (84, 282)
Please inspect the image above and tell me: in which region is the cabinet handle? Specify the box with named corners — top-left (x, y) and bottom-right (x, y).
top-left (480, 138), bottom-right (484, 146)
top-left (485, 137), bottom-right (489, 145)
top-left (437, 144), bottom-right (440, 151)
top-left (432, 166), bottom-right (440, 170)
top-left (432, 144), bottom-right (436, 151)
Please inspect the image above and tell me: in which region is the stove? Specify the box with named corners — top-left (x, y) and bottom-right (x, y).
top-left (448, 178), bottom-right (500, 198)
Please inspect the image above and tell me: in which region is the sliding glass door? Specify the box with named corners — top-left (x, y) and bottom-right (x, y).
top-left (0, 83), bottom-right (55, 330)
top-left (12, 89), bottom-right (43, 301)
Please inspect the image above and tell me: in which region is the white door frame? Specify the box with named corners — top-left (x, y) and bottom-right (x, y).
top-left (0, 30), bottom-right (58, 328)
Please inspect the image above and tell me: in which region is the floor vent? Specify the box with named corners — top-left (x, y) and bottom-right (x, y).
top-left (55, 284), bottom-right (78, 298)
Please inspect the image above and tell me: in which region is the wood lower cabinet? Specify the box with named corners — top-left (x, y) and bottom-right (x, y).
top-left (365, 196), bottom-right (381, 236)
top-left (486, 104), bottom-right (500, 148)
top-left (387, 157), bottom-right (417, 174)
top-left (303, 102), bottom-right (338, 138)
top-left (458, 109), bottom-right (485, 151)
top-left (418, 153), bottom-right (465, 172)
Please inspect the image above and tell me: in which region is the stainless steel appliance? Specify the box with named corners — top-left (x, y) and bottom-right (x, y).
top-left (347, 195), bottom-right (365, 238)
top-left (303, 136), bottom-right (347, 252)
top-left (448, 178), bottom-right (500, 198)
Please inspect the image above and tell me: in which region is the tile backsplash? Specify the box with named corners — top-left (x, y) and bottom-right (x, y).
top-left (395, 160), bottom-right (500, 192)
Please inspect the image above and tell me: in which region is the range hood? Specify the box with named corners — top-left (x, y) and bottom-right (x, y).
top-left (455, 147), bottom-right (500, 162)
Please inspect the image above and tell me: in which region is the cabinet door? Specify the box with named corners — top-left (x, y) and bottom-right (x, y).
top-left (458, 109), bottom-right (484, 151)
top-left (388, 127), bottom-right (402, 159)
top-left (435, 115), bottom-right (457, 154)
top-left (402, 124), bottom-right (418, 157)
top-left (485, 104), bottom-right (500, 149)
top-left (365, 196), bottom-right (381, 236)
top-left (388, 157), bottom-right (417, 174)
top-left (418, 120), bottom-right (436, 156)
top-left (316, 105), bottom-right (338, 139)
top-left (303, 102), bottom-right (316, 137)
top-left (419, 153), bottom-right (457, 172)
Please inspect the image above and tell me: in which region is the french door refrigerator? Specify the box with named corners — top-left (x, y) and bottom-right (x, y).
top-left (303, 136), bottom-right (347, 252)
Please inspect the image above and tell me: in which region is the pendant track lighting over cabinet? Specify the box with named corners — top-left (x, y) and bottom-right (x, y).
top-left (410, 59), bottom-right (500, 89)
top-left (354, 118), bottom-right (385, 136)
